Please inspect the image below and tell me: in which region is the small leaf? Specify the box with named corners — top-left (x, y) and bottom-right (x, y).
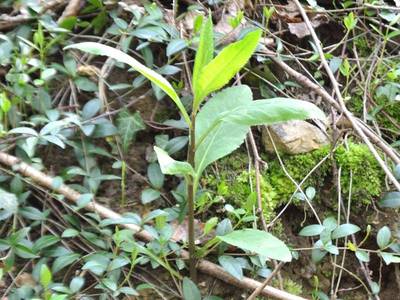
top-left (218, 229), bottom-right (292, 262)
top-left (381, 252), bottom-right (400, 265)
top-left (218, 255), bottom-right (243, 280)
top-left (331, 224), bottom-right (360, 239)
top-left (182, 277), bottom-right (201, 300)
top-left (379, 192), bottom-right (400, 208)
top-left (147, 163), bottom-right (164, 189)
top-left (394, 164), bottom-right (400, 180)
top-left (40, 264), bottom-right (52, 288)
top-left (355, 250), bottom-right (370, 262)
top-left (141, 188), bottom-right (161, 204)
top-left (377, 226), bottom-right (391, 249)
top-left (154, 146), bottom-right (194, 176)
top-left (299, 224), bottom-right (324, 236)
top-left (70, 276), bottom-right (85, 293)
top-left (166, 39), bottom-right (187, 56)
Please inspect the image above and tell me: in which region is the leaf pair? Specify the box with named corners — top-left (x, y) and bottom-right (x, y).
top-left (192, 16), bottom-right (262, 111)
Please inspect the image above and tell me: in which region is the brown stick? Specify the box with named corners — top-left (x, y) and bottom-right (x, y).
top-left (0, 151), bottom-right (306, 300)
top-left (247, 262), bottom-right (285, 300)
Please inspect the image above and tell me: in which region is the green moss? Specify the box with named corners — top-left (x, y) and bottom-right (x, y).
top-left (203, 142), bottom-right (385, 218)
top-left (272, 278), bottom-right (303, 296)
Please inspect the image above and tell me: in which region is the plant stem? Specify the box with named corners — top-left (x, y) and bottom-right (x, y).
top-left (187, 113), bottom-right (197, 281)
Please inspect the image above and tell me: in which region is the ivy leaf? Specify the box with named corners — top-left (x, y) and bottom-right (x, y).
top-left (218, 229), bottom-right (292, 262)
top-left (117, 110), bottom-right (145, 153)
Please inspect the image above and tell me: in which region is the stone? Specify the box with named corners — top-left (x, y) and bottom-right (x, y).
top-left (261, 120), bottom-right (329, 155)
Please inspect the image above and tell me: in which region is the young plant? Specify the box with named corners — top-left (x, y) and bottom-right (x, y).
top-left (65, 16), bottom-right (326, 281)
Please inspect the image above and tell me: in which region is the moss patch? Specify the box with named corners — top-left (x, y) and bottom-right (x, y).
top-left (203, 142), bottom-right (385, 219)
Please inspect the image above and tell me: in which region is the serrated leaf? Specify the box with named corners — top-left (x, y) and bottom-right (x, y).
top-left (218, 229), bottom-right (292, 262)
top-left (64, 42), bottom-right (190, 126)
top-left (117, 110), bottom-right (145, 153)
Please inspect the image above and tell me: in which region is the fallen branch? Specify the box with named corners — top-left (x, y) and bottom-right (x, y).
top-left (0, 150), bottom-right (306, 300)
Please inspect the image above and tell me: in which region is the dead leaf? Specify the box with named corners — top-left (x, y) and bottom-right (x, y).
top-left (15, 272), bottom-right (36, 288)
top-left (171, 218), bottom-right (215, 245)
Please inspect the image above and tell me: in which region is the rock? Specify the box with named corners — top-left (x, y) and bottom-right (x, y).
top-left (261, 120), bottom-right (329, 155)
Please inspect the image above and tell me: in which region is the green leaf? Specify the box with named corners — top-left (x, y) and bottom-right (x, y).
top-left (182, 277), bottom-right (201, 300)
top-left (192, 15), bottom-right (214, 111)
top-left (218, 255), bottom-right (243, 280)
top-left (377, 226), bottom-right (391, 249)
top-left (299, 224), bottom-right (324, 236)
top-left (331, 224), bottom-right (360, 239)
top-left (147, 162), bottom-right (165, 189)
top-left (62, 228), bottom-right (80, 238)
top-left (355, 250), bottom-right (370, 262)
top-left (218, 229), bottom-right (292, 262)
top-left (154, 146), bottom-right (194, 176)
top-left (224, 98), bottom-right (326, 126)
top-left (33, 235), bottom-right (60, 252)
top-left (70, 276), bottom-right (85, 293)
top-left (141, 188), bottom-right (161, 204)
top-left (195, 29), bottom-right (261, 103)
top-left (52, 253), bottom-right (81, 274)
top-left (379, 192), bottom-right (400, 208)
top-left (64, 42), bottom-right (191, 126)
top-left (117, 110), bottom-right (145, 153)
top-left (381, 252), bottom-right (400, 265)
top-left (40, 264), bottom-right (52, 288)
top-left (195, 86), bottom-right (252, 175)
